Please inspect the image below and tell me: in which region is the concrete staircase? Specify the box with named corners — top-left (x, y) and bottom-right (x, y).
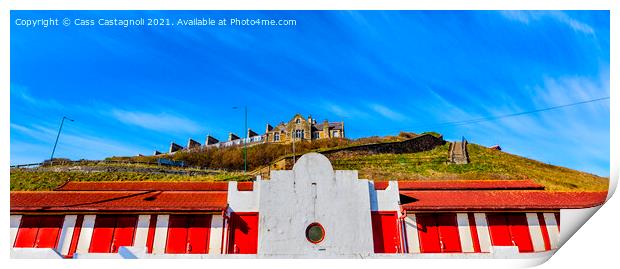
top-left (449, 138), bottom-right (469, 164)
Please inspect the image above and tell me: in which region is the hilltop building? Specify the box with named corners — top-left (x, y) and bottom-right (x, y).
top-left (161, 114), bottom-right (345, 154)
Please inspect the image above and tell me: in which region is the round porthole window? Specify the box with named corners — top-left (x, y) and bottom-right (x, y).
top-left (306, 222), bottom-right (325, 244)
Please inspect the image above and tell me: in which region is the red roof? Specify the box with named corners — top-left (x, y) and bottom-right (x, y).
top-left (372, 180), bottom-right (545, 190)
top-left (11, 191), bottom-right (227, 212)
top-left (400, 190), bottom-right (607, 210)
top-left (56, 181), bottom-right (254, 191)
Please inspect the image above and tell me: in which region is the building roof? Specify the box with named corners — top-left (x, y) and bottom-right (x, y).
top-left (55, 181), bottom-right (254, 191)
top-left (374, 179), bottom-right (545, 190)
top-left (400, 190), bottom-right (607, 210)
top-left (10, 191), bottom-right (228, 213)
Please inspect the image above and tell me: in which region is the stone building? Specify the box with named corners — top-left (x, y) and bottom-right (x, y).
top-left (264, 114), bottom-right (345, 143)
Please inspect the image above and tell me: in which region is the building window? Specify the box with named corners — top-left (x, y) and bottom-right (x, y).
top-left (294, 129), bottom-right (304, 139)
top-left (332, 130), bottom-right (340, 138)
top-left (296, 118), bottom-right (301, 124)
top-left (306, 222), bottom-right (325, 244)
top-left (312, 132), bottom-right (320, 139)
top-left (274, 133), bottom-right (280, 142)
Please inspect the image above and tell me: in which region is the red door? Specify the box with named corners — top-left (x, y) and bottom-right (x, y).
top-left (89, 215), bottom-right (137, 253)
top-left (228, 212), bottom-right (258, 254)
top-left (487, 213), bottom-right (512, 246)
top-left (487, 213), bottom-right (534, 253)
top-left (371, 211), bottom-right (400, 253)
top-left (14, 215), bottom-right (64, 248)
top-left (417, 213), bottom-right (461, 253)
top-left (507, 213), bottom-right (533, 253)
top-left (436, 213), bottom-right (461, 252)
top-left (416, 214), bottom-right (441, 253)
top-left (166, 215), bottom-right (212, 254)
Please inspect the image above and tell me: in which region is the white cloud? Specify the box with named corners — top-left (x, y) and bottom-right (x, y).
top-left (368, 104), bottom-right (407, 122)
top-left (499, 11), bottom-right (595, 35)
top-left (110, 109), bottom-right (202, 134)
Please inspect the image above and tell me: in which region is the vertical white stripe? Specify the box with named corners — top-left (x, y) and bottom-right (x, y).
top-left (526, 213), bottom-right (546, 252)
top-left (58, 215), bottom-right (77, 255)
top-left (133, 215), bottom-right (151, 248)
top-left (404, 214), bottom-right (420, 253)
top-left (10, 215), bottom-right (22, 248)
top-left (543, 213), bottom-right (560, 249)
top-left (76, 215), bottom-right (96, 254)
top-left (474, 213), bottom-right (492, 253)
top-left (209, 215), bottom-right (224, 254)
top-left (152, 215), bottom-right (169, 254)
top-left (456, 213), bottom-right (474, 252)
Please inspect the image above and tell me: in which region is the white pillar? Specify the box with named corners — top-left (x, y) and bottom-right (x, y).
top-left (152, 215), bottom-right (169, 254)
top-left (474, 213), bottom-right (492, 253)
top-left (76, 215), bottom-right (96, 254)
top-left (209, 215), bottom-right (224, 254)
top-left (57, 215), bottom-right (77, 255)
top-left (457, 213), bottom-right (474, 252)
top-left (10, 215), bottom-right (22, 247)
top-left (133, 215), bottom-right (151, 248)
top-left (543, 213), bottom-right (560, 249)
top-left (404, 214), bottom-right (420, 253)
top-left (526, 213), bottom-right (546, 252)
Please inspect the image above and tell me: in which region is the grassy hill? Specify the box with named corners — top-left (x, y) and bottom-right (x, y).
top-left (10, 135), bottom-right (608, 192)
top-left (330, 143), bottom-right (608, 192)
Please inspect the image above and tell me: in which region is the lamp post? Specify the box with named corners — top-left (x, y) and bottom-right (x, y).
top-left (233, 106), bottom-right (247, 173)
top-left (49, 116), bottom-right (74, 165)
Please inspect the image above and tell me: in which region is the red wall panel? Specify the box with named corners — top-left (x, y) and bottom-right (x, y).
top-left (507, 214), bottom-right (533, 253)
top-left (146, 215), bottom-right (157, 253)
top-left (436, 214), bottom-right (461, 253)
top-left (14, 216), bottom-right (40, 248)
top-left (228, 212), bottom-right (258, 254)
top-left (14, 215), bottom-right (64, 249)
top-left (467, 213), bottom-right (482, 253)
top-left (371, 211), bottom-right (400, 253)
top-left (66, 215), bottom-right (84, 258)
top-left (487, 213), bottom-right (534, 253)
top-left (537, 213), bottom-right (551, 251)
top-left (35, 216), bottom-right (65, 249)
top-left (166, 215), bottom-right (212, 254)
top-left (89, 215), bottom-right (137, 253)
top-left (416, 214), bottom-right (441, 253)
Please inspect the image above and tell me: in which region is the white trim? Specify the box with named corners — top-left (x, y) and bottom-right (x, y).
top-left (134, 215), bottom-right (151, 248)
top-left (474, 213), bottom-right (492, 253)
top-left (543, 213), bottom-right (560, 249)
top-left (209, 215), bottom-right (224, 254)
top-left (457, 213), bottom-right (474, 252)
top-left (76, 215), bottom-right (96, 254)
top-left (152, 215), bottom-right (169, 254)
top-left (10, 215), bottom-right (22, 247)
top-left (526, 213), bottom-right (546, 252)
top-left (57, 215), bottom-right (77, 255)
top-left (404, 214), bottom-right (420, 253)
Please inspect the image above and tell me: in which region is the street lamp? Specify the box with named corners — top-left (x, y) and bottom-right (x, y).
top-left (49, 116), bottom-right (74, 165)
top-left (232, 106), bottom-right (247, 173)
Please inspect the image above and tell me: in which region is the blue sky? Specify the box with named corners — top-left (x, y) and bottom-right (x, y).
top-left (10, 11), bottom-right (610, 176)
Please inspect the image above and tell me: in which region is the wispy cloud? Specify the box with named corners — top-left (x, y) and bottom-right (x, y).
top-left (10, 123), bottom-right (149, 162)
top-left (499, 11), bottom-right (594, 35)
top-left (110, 109), bottom-right (202, 134)
top-left (368, 104), bottom-right (407, 122)
top-left (11, 84), bottom-right (63, 109)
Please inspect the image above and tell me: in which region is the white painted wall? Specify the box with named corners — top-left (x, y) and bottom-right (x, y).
top-left (10, 215), bottom-right (22, 248)
top-left (209, 215), bottom-right (224, 254)
top-left (526, 213), bottom-right (546, 252)
top-left (369, 181), bottom-right (400, 212)
top-left (474, 213), bottom-right (492, 253)
top-left (76, 215), bottom-right (96, 254)
top-left (133, 215), bottom-right (151, 248)
top-left (257, 153), bottom-right (374, 257)
top-left (543, 213), bottom-right (560, 249)
top-left (152, 215), bottom-right (169, 254)
top-left (456, 213), bottom-right (475, 252)
top-left (227, 180), bottom-right (260, 212)
top-left (57, 215), bottom-right (77, 255)
top-left (404, 214), bottom-right (420, 253)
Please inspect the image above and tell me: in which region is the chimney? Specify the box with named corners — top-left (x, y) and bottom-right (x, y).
top-left (228, 132), bottom-right (240, 141)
